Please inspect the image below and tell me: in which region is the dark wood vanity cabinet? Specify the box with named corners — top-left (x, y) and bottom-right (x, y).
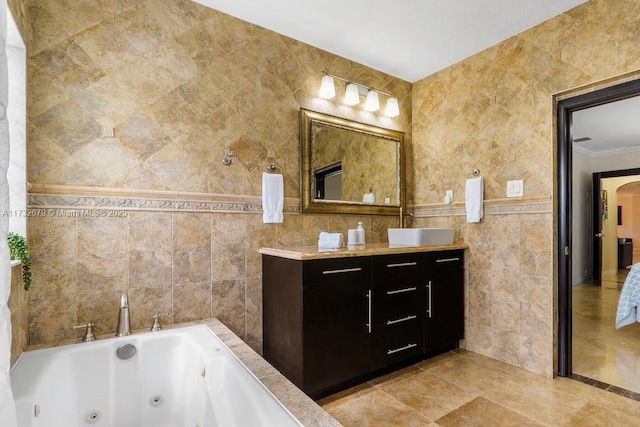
top-left (301, 258), bottom-right (372, 395)
top-left (262, 255), bottom-right (372, 397)
top-left (262, 249), bottom-right (464, 398)
top-left (424, 250), bottom-right (465, 353)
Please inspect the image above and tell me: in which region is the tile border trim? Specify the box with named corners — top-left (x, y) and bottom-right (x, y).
top-left (27, 183), bottom-right (300, 214)
top-left (410, 196), bottom-right (552, 217)
top-left (27, 193), bottom-right (301, 214)
top-left (571, 373), bottom-right (640, 402)
top-left (27, 184), bottom-right (552, 216)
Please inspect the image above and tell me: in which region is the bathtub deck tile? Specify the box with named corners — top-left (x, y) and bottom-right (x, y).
top-left (226, 342), bottom-right (275, 379)
top-left (260, 373), bottom-right (343, 427)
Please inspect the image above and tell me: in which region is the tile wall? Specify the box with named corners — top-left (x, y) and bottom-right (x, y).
top-left (411, 0), bottom-right (640, 376)
top-left (27, 210), bottom-right (397, 349)
top-left (9, 263), bottom-right (29, 365)
top-left (22, 0), bottom-right (410, 352)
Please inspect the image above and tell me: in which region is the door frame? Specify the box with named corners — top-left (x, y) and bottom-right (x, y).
top-left (557, 78), bottom-right (640, 377)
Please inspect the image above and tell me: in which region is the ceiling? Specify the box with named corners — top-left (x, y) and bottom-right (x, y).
top-left (194, 0), bottom-right (586, 82)
top-left (573, 95), bottom-right (640, 156)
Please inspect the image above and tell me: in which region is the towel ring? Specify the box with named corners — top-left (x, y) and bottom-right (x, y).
top-left (266, 162), bottom-right (277, 172)
top-left (472, 168), bottom-right (480, 176)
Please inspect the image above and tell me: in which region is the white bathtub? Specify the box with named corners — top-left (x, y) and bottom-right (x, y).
top-left (10, 324), bottom-right (302, 427)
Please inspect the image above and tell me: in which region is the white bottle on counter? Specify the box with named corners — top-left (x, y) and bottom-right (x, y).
top-left (347, 229), bottom-right (358, 245)
top-left (356, 222), bottom-right (365, 245)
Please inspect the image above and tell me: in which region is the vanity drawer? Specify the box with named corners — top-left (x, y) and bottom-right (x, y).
top-left (431, 250), bottom-right (464, 268)
top-left (376, 274), bottom-right (425, 293)
top-left (373, 253), bottom-right (427, 279)
top-left (374, 286), bottom-right (423, 335)
top-left (372, 326), bottom-right (423, 370)
top-left (303, 257), bottom-right (371, 286)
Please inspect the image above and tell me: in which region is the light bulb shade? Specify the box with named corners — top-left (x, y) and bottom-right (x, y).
top-left (364, 90), bottom-right (380, 112)
top-left (319, 75), bottom-right (335, 99)
top-left (344, 83), bottom-right (360, 106)
top-left (385, 97), bottom-right (400, 117)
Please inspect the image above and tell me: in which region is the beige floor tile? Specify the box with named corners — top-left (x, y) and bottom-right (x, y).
top-left (460, 350), bottom-right (537, 378)
top-left (315, 327), bottom-right (640, 427)
top-left (317, 382), bottom-right (375, 407)
top-left (572, 277), bottom-right (640, 394)
top-left (436, 397), bottom-right (544, 427)
top-left (322, 388), bottom-right (433, 427)
top-left (414, 350), bottom-right (463, 371)
top-left (423, 353), bottom-right (521, 393)
top-left (586, 387), bottom-right (640, 419)
top-left (381, 371), bottom-right (481, 421)
top-left (482, 374), bottom-right (590, 425)
top-left (368, 364), bottom-right (424, 387)
top-left (563, 401), bottom-right (640, 427)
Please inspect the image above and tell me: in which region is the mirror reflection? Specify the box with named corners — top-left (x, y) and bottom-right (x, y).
top-left (312, 123), bottom-right (399, 204)
top-left (301, 109), bottom-right (404, 215)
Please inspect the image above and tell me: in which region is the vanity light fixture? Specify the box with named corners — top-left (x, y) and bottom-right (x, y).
top-left (318, 74), bottom-right (336, 99)
top-left (364, 90), bottom-right (380, 112)
top-left (344, 83), bottom-right (360, 106)
top-left (385, 97), bottom-right (400, 117)
top-left (318, 71), bottom-right (400, 116)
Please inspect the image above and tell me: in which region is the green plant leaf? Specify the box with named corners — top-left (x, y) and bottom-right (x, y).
top-left (7, 232), bottom-right (31, 291)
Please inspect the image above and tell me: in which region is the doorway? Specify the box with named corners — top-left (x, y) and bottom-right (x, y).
top-left (591, 172), bottom-right (640, 285)
top-left (572, 171), bottom-right (640, 391)
top-left (557, 78), bottom-right (640, 378)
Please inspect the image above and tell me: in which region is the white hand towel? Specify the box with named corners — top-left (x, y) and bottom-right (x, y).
top-left (363, 193), bottom-right (375, 204)
top-left (465, 177), bottom-right (484, 223)
top-left (318, 232), bottom-right (344, 249)
top-left (262, 173), bottom-right (283, 223)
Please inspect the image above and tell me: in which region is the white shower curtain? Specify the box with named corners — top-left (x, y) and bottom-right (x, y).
top-left (0, 1), bottom-right (17, 425)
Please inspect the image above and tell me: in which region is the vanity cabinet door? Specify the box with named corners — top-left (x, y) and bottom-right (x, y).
top-left (302, 257), bottom-right (372, 396)
top-left (424, 251), bottom-right (464, 353)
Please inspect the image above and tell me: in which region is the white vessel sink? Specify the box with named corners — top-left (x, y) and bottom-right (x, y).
top-left (388, 228), bottom-right (454, 247)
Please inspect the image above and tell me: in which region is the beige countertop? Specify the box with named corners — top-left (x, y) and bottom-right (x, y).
top-left (259, 242), bottom-right (469, 260)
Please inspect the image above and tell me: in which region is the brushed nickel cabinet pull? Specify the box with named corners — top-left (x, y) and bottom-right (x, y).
top-left (386, 315), bottom-right (417, 325)
top-left (322, 267), bottom-right (362, 275)
top-left (426, 281), bottom-right (432, 318)
top-left (387, 286), bottom-right (417, 295)
top-left (387, 343), bottom-right (417, 355)
top-left (435, 257), bottom-right (460, 263)
top-left (366, 290), bottom-right (372, 333)
top-left (387, 262), bottom-right (417, 268)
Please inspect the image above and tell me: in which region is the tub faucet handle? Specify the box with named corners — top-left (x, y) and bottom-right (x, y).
top-left (150, 313), bottom-right (168, 332)
top-left (72, 322), bottom-right (96, 342)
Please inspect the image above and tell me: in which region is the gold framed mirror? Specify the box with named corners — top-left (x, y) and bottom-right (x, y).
top-left (300, 109), bottom-right (405, 215)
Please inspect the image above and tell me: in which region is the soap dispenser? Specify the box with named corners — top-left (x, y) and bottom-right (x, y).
top-left (356, 222), bottom-right (365, 245)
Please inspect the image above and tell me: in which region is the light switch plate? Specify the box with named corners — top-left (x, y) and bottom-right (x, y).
top-left (507, 180), bottom-right (523, 197)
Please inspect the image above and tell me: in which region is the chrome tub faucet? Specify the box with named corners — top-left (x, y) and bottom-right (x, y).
top-left (116, 292), bottom-right (131, 337)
